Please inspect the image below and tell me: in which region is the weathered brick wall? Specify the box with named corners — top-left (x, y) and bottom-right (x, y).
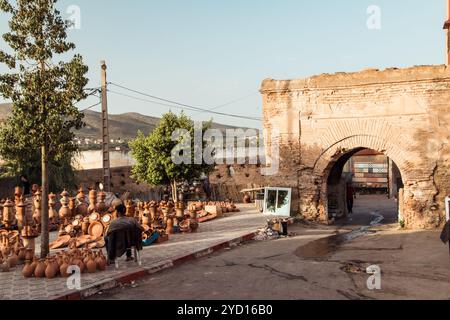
top-left (261, 65), bottom-right (450, 229)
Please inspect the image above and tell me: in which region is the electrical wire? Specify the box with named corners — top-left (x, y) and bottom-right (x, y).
top-left (108, 82), bottom-right (262, 121)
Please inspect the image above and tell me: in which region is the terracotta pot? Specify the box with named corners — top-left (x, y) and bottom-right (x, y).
top-left (95, 252), bottom-right (106, 271)
top-left (166, 218), bottom-right (174, 235)
top-left (86, 254), bottom-right (97, 273)
top-left (29, 258), bottom-right (38, 274)
top-left (88, 190), bottom-right (97, 214)
top-left (18, 247), bottom-right (27, 261)
top-left (8, 252), bottom-right (18, 268)
top-left (243, 194), bottom-right (251, 204)
top-left (25, 248), bottom-right (34, 262)
top-left (34, 259), bottom-right (46, 278)
top-left (45, 258), bottom-right (57, 279)
top-left (82, 218), bottom-right (90, 235)
top-left (60, 259), bottom-right (70, 278)
top-left (22, 260), bottom-right (34, 278)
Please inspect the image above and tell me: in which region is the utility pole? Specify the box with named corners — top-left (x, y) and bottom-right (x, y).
top-left (101, 61), bottom-right (111, 193)
top-left (444, 0), bottom-right (450, 65)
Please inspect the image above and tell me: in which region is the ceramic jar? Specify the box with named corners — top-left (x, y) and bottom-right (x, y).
top-left (166, 218), bottom-right (174, 235)
top-left (45, 257), bottom-right (58, 279)
top-left (82, 218), bottom-right (90, 235)
top-left (15, 197), bottom-right (26, 231)
top-left (2, 199), bottom-right (14, 228)
top-left (14, 187), bottom-right (23, 205)
top-left (95, 251), bottom-right (106, 271)
top-left (34, 259), bottom-right (46, 278)
top-left (86, 253), bottom-right (97, 273)
top-left (18, 247), bottom-right (27, 261)
top-left (33, 191), bottom-right (42, 223)
top-left (95, 192), bottom-right (107, 214)
top-left (76, 188), bottom-right (89, 216)
top-left (7, 251), bottom-right (18, 268)
top-left (88, 190), bottom-right (97, 214)
top-left (59, 190), bottom-right (71, 220)
top-left (22, 260), bottom-right (34, 278)
top-left (60, 258), bottom-right (70, 278)
top-left (25, 248), bottom-right (34, 261)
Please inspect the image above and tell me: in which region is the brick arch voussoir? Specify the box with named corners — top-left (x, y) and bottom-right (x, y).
top-left (313, 135), bottom-right (413, 182)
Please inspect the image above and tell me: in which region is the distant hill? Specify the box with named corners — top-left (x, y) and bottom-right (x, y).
top-left (0, 103), bottom-right (255, 141)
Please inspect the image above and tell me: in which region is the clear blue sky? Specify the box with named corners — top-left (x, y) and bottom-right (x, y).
top-left (0, 0), bottom-right (447, 128)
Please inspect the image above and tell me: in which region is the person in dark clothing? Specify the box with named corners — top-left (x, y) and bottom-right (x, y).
top-left (346, 183), bottom-right (355, 215)
top-left (20, 175), bottom-right (31, 196)
top-left (105, 204), bottom-right (143, 264)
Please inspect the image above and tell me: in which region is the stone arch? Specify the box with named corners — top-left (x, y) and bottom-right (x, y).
top-left (312, 119), bottom-right (416, 183)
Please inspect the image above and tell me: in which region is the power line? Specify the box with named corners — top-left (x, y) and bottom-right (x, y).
top-left (108, 82), bottom-right (262, 121)
top-left (79, 101), bottom-right (101, 112)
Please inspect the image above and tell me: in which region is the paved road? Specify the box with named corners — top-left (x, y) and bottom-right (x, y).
top-left (91, 196), bottom-right (450, 300)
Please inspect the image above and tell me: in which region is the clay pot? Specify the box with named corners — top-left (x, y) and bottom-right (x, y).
top-left (29, 257), bottom-right (38, 274)
top-left (82, 218), bottom-right (90, 235)
top-left (95, 252), bottom-right (106, 271)
top-left (243, 194), bottom-right (251, 204)
top-left (45, 258), bottom-right (58, 279)
top-left (34, 259), bottom-right (46, 278)
top-left (86, 254), bottom-right (97, 273)
top-left (95, 192), bottom-right (108, 214)
top-left (8, 252), bottom-right (18, 268)
top-left (88, 190), bottom-right (97, 214)
top-left (166, 218), bottom-right (174, 235)
top-left (60, 259), bottom-right (70, 278)
top-left (18, 247), bottom-right (27, 261)
top-left (22, 260), bottom-right (34, 278)
top-left (25, 248), bottom-right (34, 262)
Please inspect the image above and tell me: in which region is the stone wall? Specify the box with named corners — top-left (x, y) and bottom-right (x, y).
top-left (261, 65), bottom-right (450, 229)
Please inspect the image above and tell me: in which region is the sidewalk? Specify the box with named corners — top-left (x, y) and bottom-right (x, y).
top-left (0, 205), bottom-right (270, 300)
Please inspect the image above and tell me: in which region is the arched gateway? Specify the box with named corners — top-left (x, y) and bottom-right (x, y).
top-left (261, 65), bottom-right (450, 229)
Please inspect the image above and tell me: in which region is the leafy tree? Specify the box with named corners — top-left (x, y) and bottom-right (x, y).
top-left (130, 112), bottom-right (214, 202)
top-left (0, 0), bottom-right (88, 257)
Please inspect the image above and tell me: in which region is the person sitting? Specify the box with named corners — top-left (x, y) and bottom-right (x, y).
top-left (105, 204), bottom-right (143, 265)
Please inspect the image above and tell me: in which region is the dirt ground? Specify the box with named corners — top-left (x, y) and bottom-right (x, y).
top-left (90, 196), bottom-right (450, 300)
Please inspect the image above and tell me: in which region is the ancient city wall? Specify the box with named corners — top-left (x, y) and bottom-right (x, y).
top-left (261, 65), bottom-right (450, 229)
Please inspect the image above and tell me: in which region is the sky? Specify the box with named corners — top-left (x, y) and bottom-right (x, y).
top-left (0, 0), bottom-right (447, 128)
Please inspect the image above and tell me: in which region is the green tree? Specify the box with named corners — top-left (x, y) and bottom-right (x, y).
top-left (130, 112), bottom-right (214, 202)
top-left (0, 0), bottom-right (88, 257)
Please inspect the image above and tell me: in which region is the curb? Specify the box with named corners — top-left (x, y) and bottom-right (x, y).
top-left (50, 231), bottom-right (257, 300)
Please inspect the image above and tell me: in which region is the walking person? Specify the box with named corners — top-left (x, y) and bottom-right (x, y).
top-left (346, 183), bottom-right (355, 215)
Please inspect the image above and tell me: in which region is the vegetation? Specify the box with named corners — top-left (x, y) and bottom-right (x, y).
top-left (130, 112), bottom-right (214, 202)
top-left (0, 0), bottom-right (88, 257)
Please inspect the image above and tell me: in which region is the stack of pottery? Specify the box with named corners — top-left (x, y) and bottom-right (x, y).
top-left (95, 192), bottom-right (108, 214)
top-left (33, 191), bottom-right (43, 227)
top-left (59, 190), bottom-right (71, 223)
top-left (76, 188), bottom-right (89, 217)
top-left (88, 189), bottom-right (97, 214)
top-left (2, 199), bottom-right (15, 229)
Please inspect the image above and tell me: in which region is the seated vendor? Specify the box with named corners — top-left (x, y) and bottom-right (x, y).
top-left (105, 203), bottom-right (143, 265)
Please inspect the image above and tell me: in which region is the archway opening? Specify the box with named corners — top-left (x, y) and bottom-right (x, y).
top-left (326, 148), bottom-right (404, 227)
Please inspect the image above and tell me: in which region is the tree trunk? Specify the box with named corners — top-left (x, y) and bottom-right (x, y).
top-left (40, 144), bottom-right (49, 258)
top-left (171, 180), bottom-right (177, 203)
